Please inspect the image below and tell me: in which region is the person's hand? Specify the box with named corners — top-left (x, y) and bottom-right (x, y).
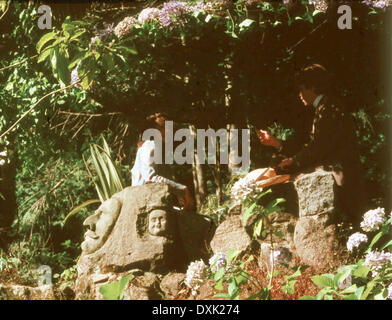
top-left (277, 157), bottom-right (293, 171)
top-left (257, 129), bottom-right (281, 148)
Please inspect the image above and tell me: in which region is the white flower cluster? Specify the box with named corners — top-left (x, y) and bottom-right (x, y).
top-left (308, 0), bottom-right (329, 12)
top-left (209, 252), bottom-right (227, 273)
top-left (71, 63), bottom-right (82, 89)
top-left (184, 259), bottom-right (207, 295)
top-left (387, 283), bottom-right (392, 300)
top-left (137, 8), bottom-right (161, 24)
top-left (0, 151), bottom-right (7, 166)
top-left (364, 251), bottom-right (392, 276)
top-left (231, 176), bottom-right (259, 202)
top-left (114, 16), bottom-right (138, 38)
top-left (346, 232), bottom-right (368, 251)
top-left (271, 247), bottom-right (292, 265)
top-left (360, 207), bottom-right (386, 232)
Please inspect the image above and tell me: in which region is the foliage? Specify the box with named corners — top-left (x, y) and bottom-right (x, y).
top-left (0, 0), bottom-right (390, 298)
top-left (99, 273), bottom-right (133, 300)
top-left (301, 208), bottom-right (392, 300)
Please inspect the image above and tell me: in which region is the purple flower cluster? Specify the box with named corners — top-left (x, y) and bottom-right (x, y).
top-left (346, 232), bottom-right (368, 251)
top-left (209, 252), bottom-right (227, 273)
top-left (364, 251), bottom-right (392, 276)
top-left (360, 207), bottom-right (386, 232)
top-left (159, 1), bottom-right (191, 27)
top-left (363, 0), bottom-right (392, 10)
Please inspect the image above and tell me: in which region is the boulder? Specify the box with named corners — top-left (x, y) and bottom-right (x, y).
top-left (75, 184), bottom-right (212, 299)
top-left (294, 214), bottom-right (341, 271)
top-left (160, 272), bottom-right (186, 299)
top-left (294, 170), bottom-right (337, 218)
top-left (0, 284), bottom-right (54, 300)
top-left (266, 212), bottom-right (297, 248)
top-left (210, 215), bottom-right (251, 254)
top-left (124, 272), bottom-right (162, 300)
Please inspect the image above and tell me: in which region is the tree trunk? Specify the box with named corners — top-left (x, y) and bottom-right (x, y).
top-left (189, 124), bottom-right (207, 210)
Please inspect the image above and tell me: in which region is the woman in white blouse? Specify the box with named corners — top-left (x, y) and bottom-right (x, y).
top-left (131, 113), bottom-right (194, 210)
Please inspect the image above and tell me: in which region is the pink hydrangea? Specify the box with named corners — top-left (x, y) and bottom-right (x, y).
top-left (360, 207), bottom-right (386, 232)
top-left (346, 232), bottom-right (368, 251)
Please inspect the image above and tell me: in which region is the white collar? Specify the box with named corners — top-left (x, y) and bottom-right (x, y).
top-left (313, 94), bottom-right (324, 108)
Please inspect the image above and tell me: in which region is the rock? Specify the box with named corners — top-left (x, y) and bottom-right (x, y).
top-left (75, 184), bottom-right (212, 299)
top-left (258, 243), bottom-right (294, 270)
top-left (210, 215), bottom-right (251, 254)
top-left (267, 212), bottom-right (297, 248)
top-left (176, 213), bottom-right (215, 264)
top-left (0, 284), bottom-right (55, 300)
top-left (160, 272), bottom-right (186, 299)
top-left (91, 273), bottom-right (109, 284)
top-left (294, 214), bottom-right (341, 271)
top-left (294, 170), bottom-right (337, 218)
top-left (124, 272), bottom-right (162, 300)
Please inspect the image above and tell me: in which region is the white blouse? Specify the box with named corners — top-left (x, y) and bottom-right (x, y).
top-left (131, 140), bottom-right (186, 192)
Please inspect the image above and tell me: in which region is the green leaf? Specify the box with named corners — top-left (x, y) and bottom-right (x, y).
top-left (214, 278), bottom-right (224, 291)
top-left (313, 10), bottom-right (323, 16)
top-left (37, 48), bottom-right (53, 63)
top-left (55, 48), bottom-right (71, 86)
top-left (99, 274), bottom-right (133, 300)
top-left (228, 280), bottom-right (238, 297)
top-left (63, 199), bottom-right (101, 225)
top-left (239, 19), bottom-right (255, 28)
top-left (381, 239), bottom-right (392, 250)
top-left (70, 29), bottom-right (86, 41)
top-left (299, 295), bottom-right (316, 300)
top-left (254, 219), bottom-right (263, 238)
top-left (36, 32), bottom-right (57, 53)
top-left (353, 265), bottom-right (370, 279)
top-left (214, 267), bottom-right (226, 281)
top-left (213, 293), bottom-right (230, 299)
top-left (367, 231), bottom-right (383, 251)
top-left (115, 45), bottom-right (137, 55)
top-left (226, 249), bottom-right (241, 264)
top-left (312, 275), bottom-right (334, 288)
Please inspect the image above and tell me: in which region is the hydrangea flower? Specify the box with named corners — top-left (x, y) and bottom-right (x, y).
top-left (159, 1), bottom-right (191, 27)
top-left (363, 0), bottom-right (392, 10)
top-left (190, 2), bottom-right (214, 12)
top-left (138, 8), bottom-right (161, 25)
top-left (360, 207), bottom-right (386, 232)
top-left (0, 150), bottom-right (7, 166)
top-left (364, 251), bottom-right (392, 276)
top-left (209, 252), bottom-right (227, 273)
top-left (387, 283), bottom-right (392, 300)
top-left (71, 65), bottom-right (82, 89)
top-left (231, 175), bottom-right (259, 202)
top-left (346, 232), bottom-right (368, 251)
top-left (308, 0), bottom-right (329, 12)
top-left (184, 259), bottom-right (207, 295)
top-left (271, 247), bottom-right (292, 265)
top-left (114, 16), bottom-right (138, 38)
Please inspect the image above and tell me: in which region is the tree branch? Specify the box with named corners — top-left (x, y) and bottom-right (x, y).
top-left (0, 81), bottom-right (80, 140)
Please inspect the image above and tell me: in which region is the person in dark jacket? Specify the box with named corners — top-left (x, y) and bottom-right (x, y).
top-left (257, 64), bottom-right (366, 224)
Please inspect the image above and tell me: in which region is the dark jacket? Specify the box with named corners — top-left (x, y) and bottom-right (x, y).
top-left (286, 95), bottom-right (365, 220)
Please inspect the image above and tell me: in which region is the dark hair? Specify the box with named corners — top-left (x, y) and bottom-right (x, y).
top-left (295, 64), bottom-right (331, 94)
top-left (137, 112), bottom-right (169, 149)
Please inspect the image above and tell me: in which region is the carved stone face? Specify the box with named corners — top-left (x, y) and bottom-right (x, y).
top-left (148, 209), bottom-right (168, 237)
top-left (81, 198), bottom-right (121, 254)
